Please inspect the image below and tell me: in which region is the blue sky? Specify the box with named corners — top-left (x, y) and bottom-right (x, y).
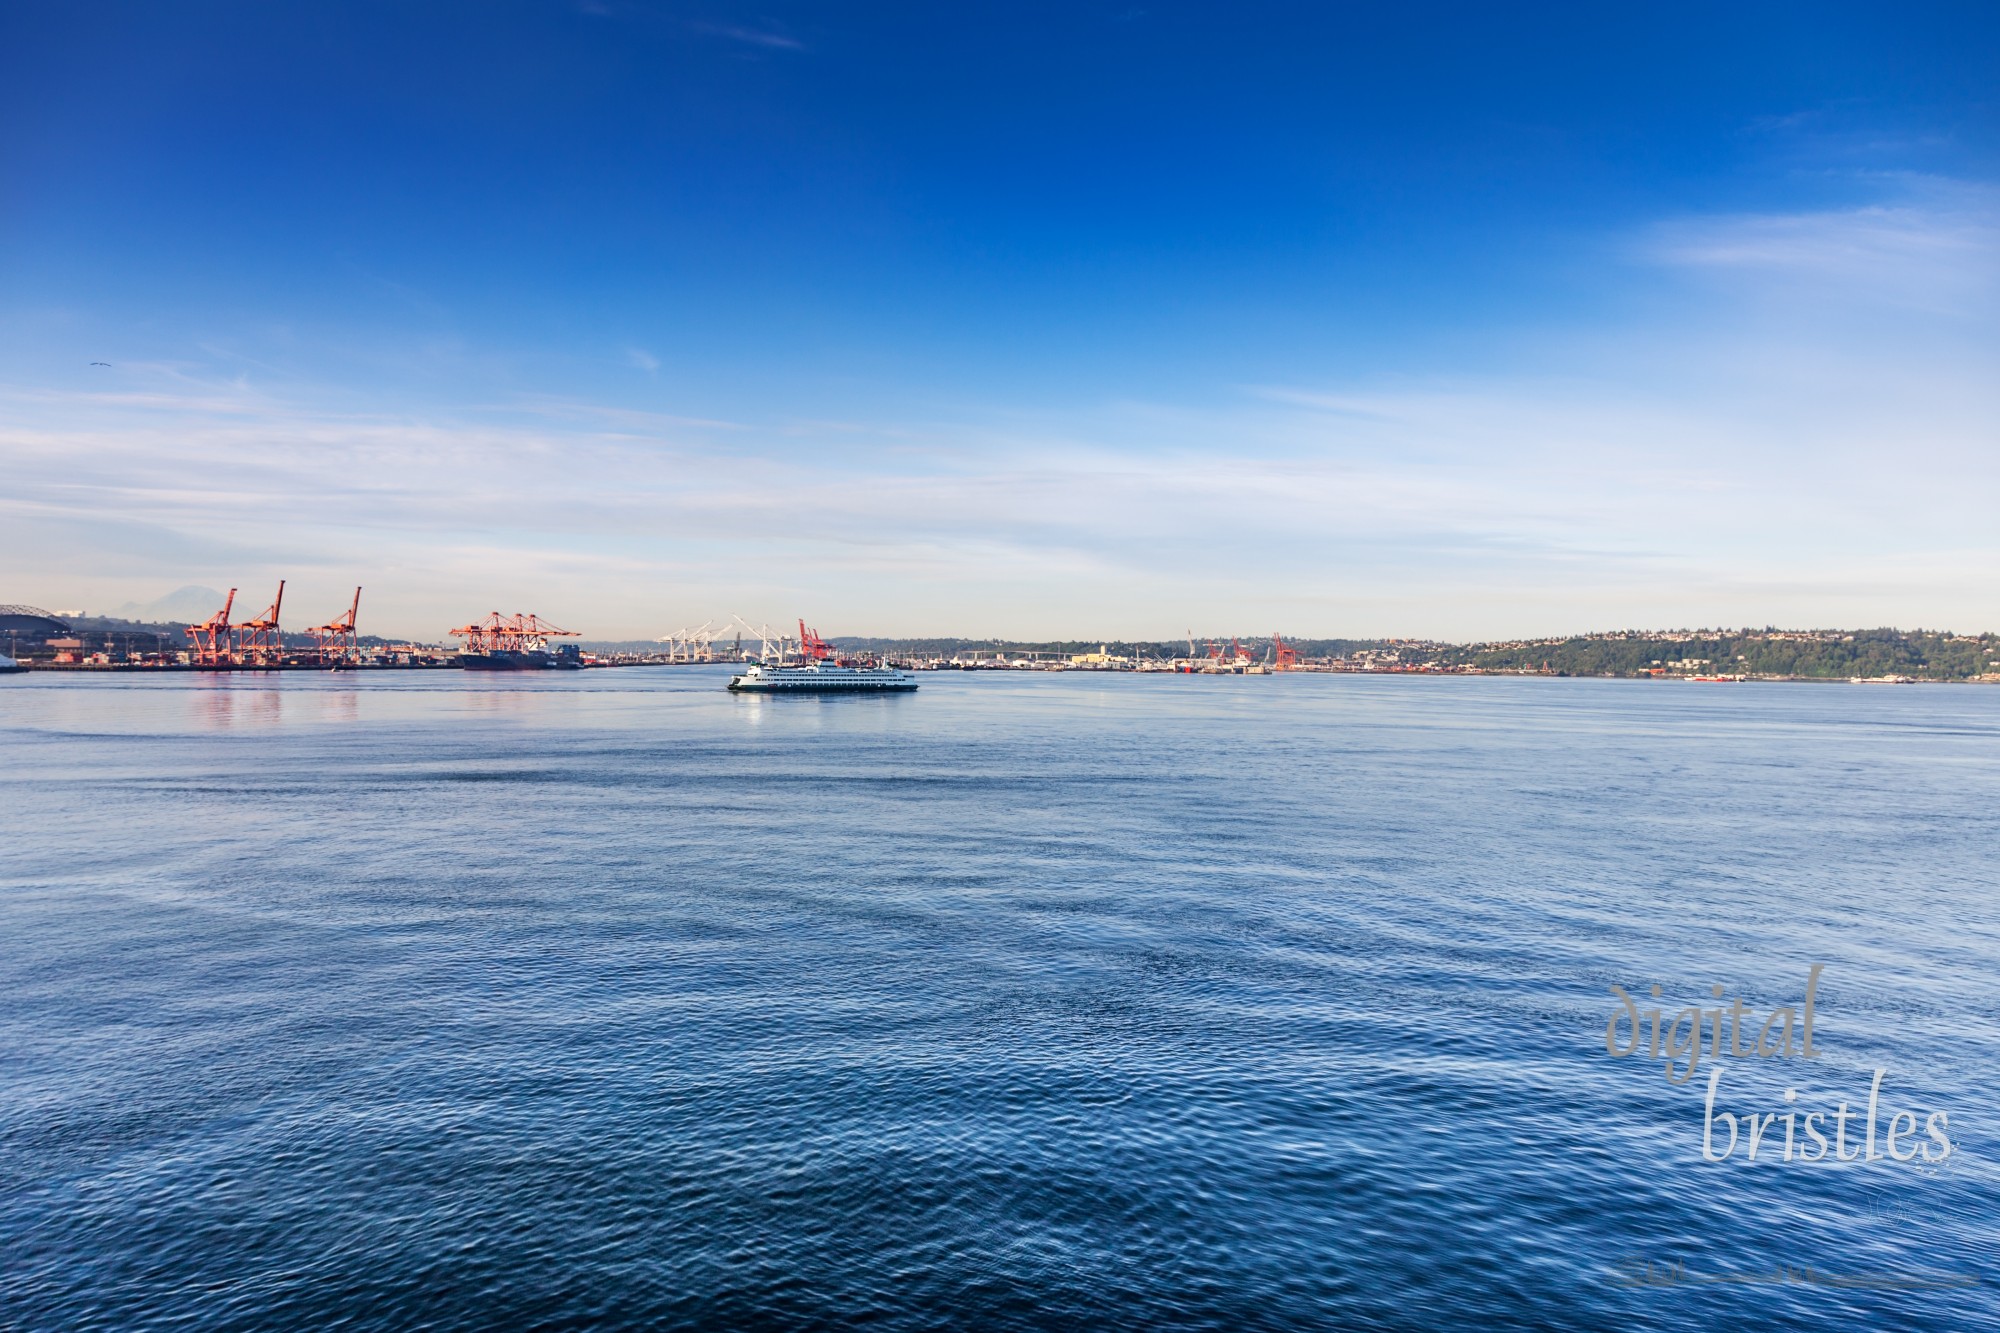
top-left (2, 2), bottom-right (1995, 639)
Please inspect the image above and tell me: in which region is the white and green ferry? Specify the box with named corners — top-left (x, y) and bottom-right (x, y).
top-left (727, 660), bottom-right (918, 693)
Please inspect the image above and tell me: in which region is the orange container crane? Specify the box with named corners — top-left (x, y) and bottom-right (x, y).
top-left (448, 612), bottom-right (580, 654)
top-left (186, 588), bottom-right (238, 667)
top-left (1272, 633), bottom-right (1299, 671)
top-left (798, 619), bottom-right (834, 661)
top-left (234, 581), bottom-right (286, 665)
top-left (309, 588), bottom-right (362, 665)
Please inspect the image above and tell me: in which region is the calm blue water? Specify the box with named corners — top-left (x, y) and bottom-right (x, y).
top-left (2, 669), bottom-right (1995, 1331)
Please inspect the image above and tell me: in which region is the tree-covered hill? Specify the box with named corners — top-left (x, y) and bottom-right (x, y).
top-left (1438, 629), bottom-right (1997, 680)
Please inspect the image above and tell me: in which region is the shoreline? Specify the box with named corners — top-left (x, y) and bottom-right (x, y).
top-left (6, 662), bottom-right (1994, 684)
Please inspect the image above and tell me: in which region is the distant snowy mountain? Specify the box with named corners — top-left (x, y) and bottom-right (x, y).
top-left (113, 586), bottom-right (229, 623)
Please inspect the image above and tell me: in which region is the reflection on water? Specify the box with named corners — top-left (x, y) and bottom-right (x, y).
top-left (190, 674), bottom-right (286, 730)
top-left (458, 679), bottom-right (550, 717)
top-left (728, 688), bottom-right (920, 729)
top-left (320, 686), bottom-right (359, 726)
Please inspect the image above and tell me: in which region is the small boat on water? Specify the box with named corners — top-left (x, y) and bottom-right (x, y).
top-left (728, 660), bottom-right (918, 693)
top-left (0, 653), bottom-right (25, 675)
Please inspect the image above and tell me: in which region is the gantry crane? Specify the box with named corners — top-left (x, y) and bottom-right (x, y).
top-left (655, 621), bottom-right (718, 662)
top-left (234, 581), bottom-right (286, 665)
top-left (798, 619), bottom-right (834, 661)
top-left (448, 612), bottom-right (580, 655)
top-left (308, 588), bottom-right (362, 666)
top-left (186, 588), bottom-right (238, 667)
top-left (729, 614), bottom-right (789, 664)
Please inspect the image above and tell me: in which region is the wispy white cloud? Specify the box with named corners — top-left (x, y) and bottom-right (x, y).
top-left (1654, 206), bottom-right (1983, 274)
top-left (1643, 179), bottom-right (2000, 316)
top-left (501, 394), bottom-right (741, 432)
top-left (4, 340), bottom-right (1993, 639)
top-left (691, 21), bottom-right (803, 51)
top-left (622, 346), bottom-right (660, 375)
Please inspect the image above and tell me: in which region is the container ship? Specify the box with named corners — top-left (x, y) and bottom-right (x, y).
top-left (449, 613), bottom-right (583, 670)
top-left (459, 644), bottom-right (584, 671)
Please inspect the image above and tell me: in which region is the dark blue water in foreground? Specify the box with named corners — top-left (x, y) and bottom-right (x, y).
top-left (2, 669), bottom-right (1996, 1331)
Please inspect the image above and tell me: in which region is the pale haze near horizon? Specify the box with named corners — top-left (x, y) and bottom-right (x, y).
top-left (2, 5), bottom-right (1995, 643)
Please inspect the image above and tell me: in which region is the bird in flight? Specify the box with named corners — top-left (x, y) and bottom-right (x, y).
top-left (90, 361), bottom-right (111, 367)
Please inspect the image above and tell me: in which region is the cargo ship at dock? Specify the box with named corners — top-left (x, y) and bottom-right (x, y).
top-left (449, 613), bottom-right (583, 671)
top-left (457, 645), bottom-right (584, 671)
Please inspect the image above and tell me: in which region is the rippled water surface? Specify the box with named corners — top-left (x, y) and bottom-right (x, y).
top-left (3, 669), bottom-right (1996, 1330)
